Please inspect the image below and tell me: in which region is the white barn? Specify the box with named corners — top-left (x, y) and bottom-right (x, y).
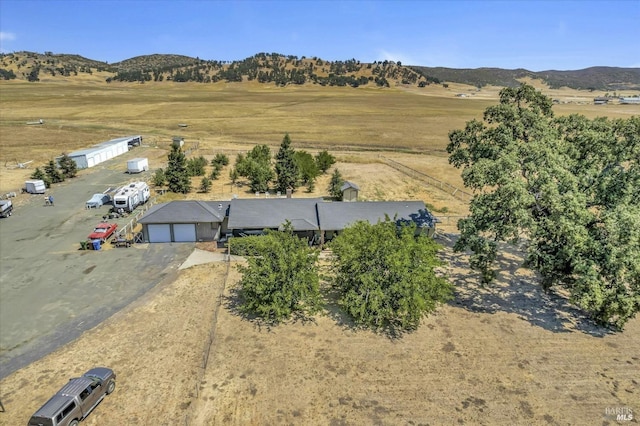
top-left (67, 136), bottom-right (141, 169)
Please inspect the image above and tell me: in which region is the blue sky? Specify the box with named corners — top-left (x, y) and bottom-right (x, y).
top-left (1, 0), bottom-right (638, 71)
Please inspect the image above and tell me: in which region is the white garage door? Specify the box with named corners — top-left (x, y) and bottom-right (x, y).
top-left (147, 224), bottom-right (172, 243)
top-left (173, 224), bottom-right (196, 242)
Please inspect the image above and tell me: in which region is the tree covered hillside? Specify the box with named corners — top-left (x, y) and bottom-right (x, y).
top-left (0, 51), bottom-right (425, 88)
top-left (2, 50), bottom-right (639, 90)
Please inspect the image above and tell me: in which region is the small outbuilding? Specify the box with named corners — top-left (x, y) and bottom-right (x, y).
top-left (340, 181), bottom-right (360, 202)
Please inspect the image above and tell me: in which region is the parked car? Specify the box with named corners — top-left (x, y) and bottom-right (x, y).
top-left (27, 367), bottom-right (116, 426)
top-left (88, 223), bottom-right (118, 243)
top-left (85, 193), bottom-right (111, 209)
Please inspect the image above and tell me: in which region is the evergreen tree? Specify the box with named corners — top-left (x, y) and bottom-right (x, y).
top-left (187, 156), bottom-right (208, 176)
top-left (57, 154), bottom-right (77, 178)
top-left (165, 144), bottom-right (191, 194)
top-left (315, 150), bottom-right (336, 173)
top-left (44, 160), bottom-right (64, 184)
top-left (275, 133), bottom-right (299, 193)
top-left (152, 168), bottom-right (166, 187)
top-left (328, 168), bottom-right (344, 200)
top-left (30, 167), bottom-right (51, 188)
top-left (200, 176), bottom-right (212, 193)
top-left (212, 153), bottom-right (229, 167)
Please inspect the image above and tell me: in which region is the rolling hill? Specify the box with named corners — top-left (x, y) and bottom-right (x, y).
top-left (1, 51), bottom-right (639, 91)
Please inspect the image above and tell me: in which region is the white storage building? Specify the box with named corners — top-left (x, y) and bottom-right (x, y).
top-left (67, 136), bottom-right (141, 169)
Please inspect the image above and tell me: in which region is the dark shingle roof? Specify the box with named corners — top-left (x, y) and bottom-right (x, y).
top-left (227, 198), bottom-right (322, 231)
top-left (139, 200), bottom-right (229, 224)
top-left (138, 199), bottom-right (436, 232)
top-left (317, 201), bottom-right (436, 230)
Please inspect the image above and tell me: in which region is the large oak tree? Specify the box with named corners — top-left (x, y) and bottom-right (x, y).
top-left (447, 83), bottom-right (640, 329)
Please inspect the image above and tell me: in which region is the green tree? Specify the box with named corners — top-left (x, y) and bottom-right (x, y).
top-left (210, 164), bottom-right (221, 180)
top-left (212, 153), bottom-right (229, 167)
top-left (187, 156), bottom-right (208, 176)
top-left (275, 133), bottom-right (299, 193)
top-left (236, 145), bottom-right (273, 192)
top-left (44, 160), bottom-right (64, 184)
top-left (57, 154), bottom-right (78, 178)
top-left (330, 218), bottom-right (452, 331)
top-left (30, 167), bottom-right (51, 188)
top-left (166, 144), bottom-right (191, 194)
top-left (315, 150), bottom-right (336, 173)
top-left (328, 168), bottom-right (344, 200)
top-left (447, 83), bottom-right (640, 329)
top-left (294, 150), bottom-right (319, 187)
top-left (229, 167), bottom-right (239, 184)
top-left (233, 223), bottom-right (322, 323)
top-left (200, 176), bottom-right (212, 193)
top-left (152, 168), bottom-right (166, 187)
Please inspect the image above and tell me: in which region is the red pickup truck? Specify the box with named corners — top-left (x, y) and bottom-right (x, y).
top-left (88, 223), bottom-right (118, 243)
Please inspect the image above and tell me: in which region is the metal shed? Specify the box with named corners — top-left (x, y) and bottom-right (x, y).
top-left (67, 136), bottom-right (139, 169)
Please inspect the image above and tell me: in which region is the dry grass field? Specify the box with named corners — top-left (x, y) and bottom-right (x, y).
top-left (1, 80), bottom-right (639, 425)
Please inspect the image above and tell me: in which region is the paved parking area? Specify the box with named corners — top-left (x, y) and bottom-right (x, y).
top-left (0, 151), bottom-right (193, 379)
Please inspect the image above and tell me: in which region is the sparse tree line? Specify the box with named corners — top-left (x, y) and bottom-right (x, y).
top-left (153, 134), bottom-right (337, 196)
top-left (29, 154), bottom-right (78, 188)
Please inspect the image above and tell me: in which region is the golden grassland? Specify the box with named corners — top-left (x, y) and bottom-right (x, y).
top-left (0, 79), bottom-right (638, 195)
top-left (1, 79), bottom-right (640, 425)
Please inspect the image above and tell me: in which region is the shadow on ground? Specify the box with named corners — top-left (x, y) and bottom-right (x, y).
top-left (435, 231), bottom-right (614, 337)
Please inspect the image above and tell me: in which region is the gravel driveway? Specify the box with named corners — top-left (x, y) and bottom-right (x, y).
top-left (0, 151), bottom-right (193, 379)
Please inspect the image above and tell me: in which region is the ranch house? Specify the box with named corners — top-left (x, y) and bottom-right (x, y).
top-left (138, 198), bottom-right (437, 244)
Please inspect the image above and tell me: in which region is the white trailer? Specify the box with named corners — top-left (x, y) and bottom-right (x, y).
top-left (128, 181), bottom-right (150, 204)
top-left (112, 186), bottom-right (141, 213)
top-left (127, 157), bottom-right (148, 174)
top-left (112, 181), bottom-right (150, 212)
top-left (23, 180), bottom-right (46, 194)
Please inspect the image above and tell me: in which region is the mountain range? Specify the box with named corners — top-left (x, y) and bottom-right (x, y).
top-left (1, 51), bottom-right (639, 91)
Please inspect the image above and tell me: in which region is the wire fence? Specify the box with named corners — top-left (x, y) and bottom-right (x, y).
top-left (112, 196), bottom-right (158, 241)
top-left (379, 155), bottom-right (473, 203)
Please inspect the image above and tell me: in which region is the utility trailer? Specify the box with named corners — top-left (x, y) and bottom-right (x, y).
top-left (126, 157), bottom-right (148, 174)
top-left (0, 200), bottom-right (13, 218)
top-left (23, 179), bottom-right (46, 194)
